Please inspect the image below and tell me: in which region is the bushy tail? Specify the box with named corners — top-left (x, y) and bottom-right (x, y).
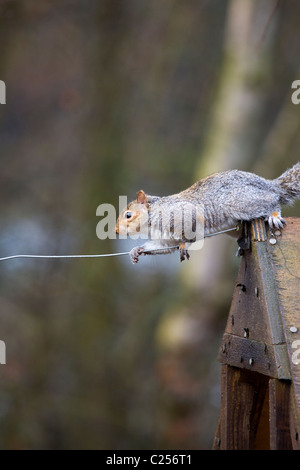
top-left (276, 162), bottom-right (300, 205)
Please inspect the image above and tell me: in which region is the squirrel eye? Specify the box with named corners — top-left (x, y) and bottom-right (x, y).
top-left (125, 211), bottom-right (133, 219)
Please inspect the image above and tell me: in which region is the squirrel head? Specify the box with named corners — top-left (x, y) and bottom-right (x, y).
top-left (115, 190), bottom-right (151, 237)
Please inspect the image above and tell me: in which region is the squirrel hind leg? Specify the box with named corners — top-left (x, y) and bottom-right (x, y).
top-left (179, 242), bottom-right (190, 262)
top-left (266, 211), bottom-right (286, 230)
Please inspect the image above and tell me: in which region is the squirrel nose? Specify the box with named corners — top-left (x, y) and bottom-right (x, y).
top-left (115, 225), bottom-right (119, 234)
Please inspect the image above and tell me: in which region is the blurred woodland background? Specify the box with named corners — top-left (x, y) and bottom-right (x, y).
top-left (0, 0), bottom-right (299, 450)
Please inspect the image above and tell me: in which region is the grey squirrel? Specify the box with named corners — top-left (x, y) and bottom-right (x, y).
top-left (115, 163), bottom-right (300, 264)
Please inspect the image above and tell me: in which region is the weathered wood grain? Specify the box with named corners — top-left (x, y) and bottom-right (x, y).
top-left (289, 389), bottom-right (300, 450)
top-left (219, 333), bottom-right (290, 378)
top-left (269, 217), bottom-right (300, 420)
top-left (218, 219), bottom-right (292, 379)
top-left (218, 365), bottom-right (269, 450)
top-left (269, 379), bottom-right (292, 450)
top-left (214, 218), bottom-right (300, 449)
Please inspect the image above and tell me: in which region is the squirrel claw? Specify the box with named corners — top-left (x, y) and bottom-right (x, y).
top-left (266, 212), bottom-right (286, 230)
top-left (129, 246), bottom-right (145, 264)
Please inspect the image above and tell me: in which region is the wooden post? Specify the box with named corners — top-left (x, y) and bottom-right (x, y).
top-left (213, 218), bottom-right (300, 450)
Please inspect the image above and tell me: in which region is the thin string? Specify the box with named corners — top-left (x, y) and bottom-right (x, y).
top-left (0, 225), bottom-right (239, 262)
top-left (0, 252), bottom-right (131, 261)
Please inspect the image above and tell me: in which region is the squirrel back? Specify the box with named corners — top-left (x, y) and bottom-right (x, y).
top-left (115, 163), bottom-right (300, 263)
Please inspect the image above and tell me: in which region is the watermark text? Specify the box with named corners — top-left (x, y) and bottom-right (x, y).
top-left (0, 340), bottom-right (6, 364)
top-left (291, 80), bottom-right (300, 105)
top-left (0, 80), bottom-right (6, 104)
top-left (96, 196), bottom-right (205, 250)
top-left (292, 340), bottom-right (300, 365)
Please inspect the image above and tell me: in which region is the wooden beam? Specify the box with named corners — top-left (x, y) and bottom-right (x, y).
top-left (289, 389), bottom-right (300, 450)
top-left (269, 379), bottom-right (292, 450)
top-left (218, 365), bottom-right (268, 449)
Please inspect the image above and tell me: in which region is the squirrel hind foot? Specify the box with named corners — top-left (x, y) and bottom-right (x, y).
top-left (179, 243), bottom-right (190, 262)
top-left (266, 212), bottom-right (286, 230)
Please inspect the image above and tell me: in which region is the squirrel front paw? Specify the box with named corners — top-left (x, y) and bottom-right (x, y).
top-left (266, 212), bottom-right (286, 230)
top-left (129, 246), bottom-right (145, 264)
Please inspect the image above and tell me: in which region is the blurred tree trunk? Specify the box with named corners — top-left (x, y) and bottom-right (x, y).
top-left (183, 0), bottom-right (279, 292)
top-left (157, 0), bottom-right (282, 450)
top-left (253, 70), bottom-right (300, 176)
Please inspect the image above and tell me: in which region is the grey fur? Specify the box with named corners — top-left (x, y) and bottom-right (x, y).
top-left (127, 163), bottom-right (300, 263)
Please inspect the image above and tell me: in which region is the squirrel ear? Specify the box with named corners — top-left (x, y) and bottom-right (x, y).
top-left (136, 190), bottom-right (148, 205)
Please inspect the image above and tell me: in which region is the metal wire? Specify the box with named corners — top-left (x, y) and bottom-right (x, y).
top-left (0, 252), bottom-right (130, 261)
top-left (204, 225), bottom-right (239, 238)
top-left (0, 226), bottom-right (239, 262)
